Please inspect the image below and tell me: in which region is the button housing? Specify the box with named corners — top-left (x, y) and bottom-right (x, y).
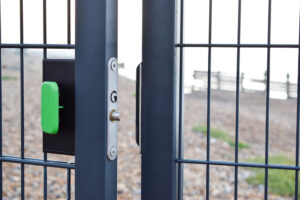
top-left (43, 59), bottom-right (75, 155)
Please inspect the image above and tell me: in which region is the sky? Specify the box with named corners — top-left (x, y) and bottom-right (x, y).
top-left (1, 0), bottom-right (300, 87)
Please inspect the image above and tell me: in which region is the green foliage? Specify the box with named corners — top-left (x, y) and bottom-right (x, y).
top-left (247, 155), bottom-right (298, 197)
top-left (2, 76), bottom-right (17, 80)
top-left (192, 125), bottom-right (249, 149)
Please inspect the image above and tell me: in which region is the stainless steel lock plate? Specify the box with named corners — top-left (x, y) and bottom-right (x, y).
top-left (107, 57), bottom-right (119, 161)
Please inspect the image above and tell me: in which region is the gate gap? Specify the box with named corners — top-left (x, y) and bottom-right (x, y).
top-left (269, 48), bottom-right (298, 164)
top-left (183, 47), bottom-right (208, 161)
top-left (239, 48), bottom-right (267, 163)
top-left (183, 164), bottom-right (206, 199)
top-left (2, 49), bottom-right (21, 157)
top-left (209, 166), bottom-right (235, 199)
top-left (210, 47), bottom-right (237, 162)
top-left (23, 0), bottom-right (43, 44)
top-left (24, 165), bottom-right (43, 199)
top-left (1, 0), bottom-right (20, 43)
top-left (24, 49), bottom-right (43, 159)
top-left (2, 163), bottom-right (21, 199)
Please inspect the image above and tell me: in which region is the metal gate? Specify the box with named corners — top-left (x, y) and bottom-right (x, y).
top-left (0, 0), bottom-right (75, 199)
top-left (0, 0), bottom-right (117, 199)
top-left (1, 0), bottom-right (299, 199)
top-left (141, 0), bottom-right (300, 199)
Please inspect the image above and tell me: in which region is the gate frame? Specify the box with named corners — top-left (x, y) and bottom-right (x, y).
top-left (141, 0), bottom-right (180, 199)
top-left (75, 0), bottom-right (118, 199)
top-left (141, 0), bottom-right (300, 200)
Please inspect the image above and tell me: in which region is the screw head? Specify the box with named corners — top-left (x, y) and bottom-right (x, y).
top-left (108, 57), bottom-right (118, 71)
top-left (111, 62), bottom-right (117, 71)
top-left (109, 147), bottom-right (117, 160)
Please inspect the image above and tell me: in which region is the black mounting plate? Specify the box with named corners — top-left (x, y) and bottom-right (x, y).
top-left (43, 59), bottom-right (75, 155)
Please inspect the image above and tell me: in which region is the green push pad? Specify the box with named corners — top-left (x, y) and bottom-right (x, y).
top-left (41, 82), bottom-right (60, 134)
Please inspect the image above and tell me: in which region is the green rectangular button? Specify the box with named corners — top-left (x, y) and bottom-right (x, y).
top-left (41, 81), bottom-right (60, 134)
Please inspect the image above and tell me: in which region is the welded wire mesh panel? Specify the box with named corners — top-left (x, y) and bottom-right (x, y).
top-left (0, 0), bottom-right (75, 199)
top-left (176, 0), bottom-right (300, 199)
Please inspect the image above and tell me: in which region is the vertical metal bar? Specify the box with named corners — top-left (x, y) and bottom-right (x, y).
top-left (177, 0), bottom-right (184, 199)
top-left (206, 0), bottom-right (213, 199)
top-left (141, 0), bottom-right (177, 199)
top-left (265, 0), bottom-right (272, 199)
top-left (43, 1), bottom-right (48, 199)
top-left (67, 0), bottom-right (71, 44)
top-left (0, 0), bottom-right (3, 198)
top-left (43, 0), bottom-right (47, 59)
top-left (19, 0), bottom-right (25, 199)
top-left (20, 50), bottom-right (25, 200)
top-left (67, 169), bottom-right (71, 200)
top-left (75, 0), bottom-right (118, 198)
top-left (295, 10), bottom-right (300, 200)
top-left (234, 0), bottom-right (242, 199)
top-left (43, 153), bottom-right (47, 200)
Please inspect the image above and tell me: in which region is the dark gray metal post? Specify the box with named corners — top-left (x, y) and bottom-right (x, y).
top-left (75, 0), bottom-right (117, 199)
top-left (142, 0), bottom-right (178, 199)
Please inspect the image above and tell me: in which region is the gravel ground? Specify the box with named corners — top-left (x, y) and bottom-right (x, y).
top-left (182, 89), bottom-right (297, 200)
top-left (1, 50), bottom-right (297, 199)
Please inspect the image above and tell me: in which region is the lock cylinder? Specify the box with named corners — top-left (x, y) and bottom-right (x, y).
top-left (110, 110), bottom-right (120, 122)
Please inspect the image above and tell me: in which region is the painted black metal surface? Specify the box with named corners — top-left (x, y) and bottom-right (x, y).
top-left (141, 0), bottom-right (178, 199)
top-left (75, 0), bottom-right (118, 198)
top-left (43, 59), bottom-right (75, 155)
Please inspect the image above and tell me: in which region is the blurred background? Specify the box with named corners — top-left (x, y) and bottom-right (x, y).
top-left (1, 0), bottom-right (300, 199)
